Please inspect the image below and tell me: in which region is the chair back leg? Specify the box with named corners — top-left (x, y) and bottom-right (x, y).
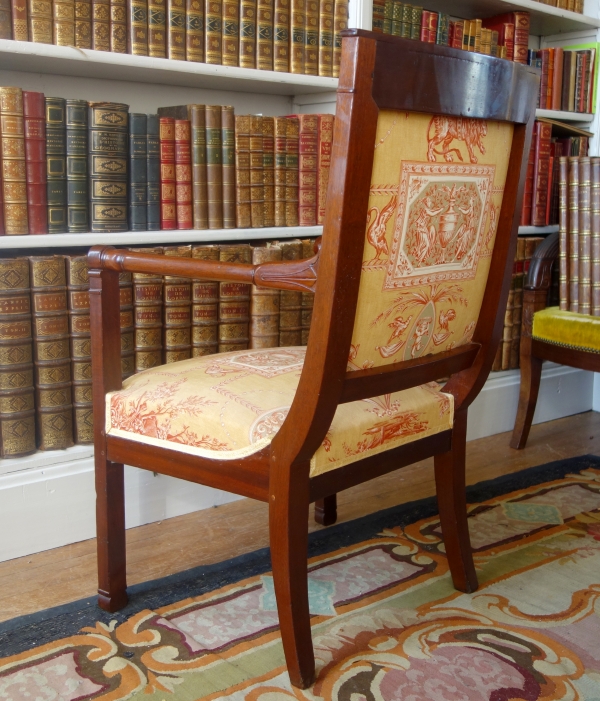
top-left (510, 342), bottom-right (543, 449)
top-left (315, 494), bottom-right (337, 526)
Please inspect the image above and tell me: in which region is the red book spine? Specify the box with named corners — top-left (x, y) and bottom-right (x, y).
top-left (428, 11), bottom-right (437, 43)
top-left (578, 52), bottom-right (588, 113)
top-left (546, 48), bottom-right (555, 110)
top-left (159, 117), bottom-right (176, 230)
top-left (317, 113), bottom-right (333, 225)
top-left (552, 47), bottom-right (564, 111)
top-left (512, 12), bottom-right (529, 64)
top-left (0, 156), bottom-right (4, 235)
top-left (520, 122), bottom-right (537, 226)
top-left (452, 20), bottom-right (463, 49)
top-left (545, 155), bottom-right (554, 226)
top-left (296, 113), bottom-right (317, 226)
top-left (420, 10), bottom-right (429, 42)
top-left (23, 91), bottom-right (48, 235)
top-left (532, 121), bottom-right (552, 227)
top-left (538, 50), bottom-right (549, 110)
top-left (174, 119), bottom-right (192, 230)
top-left (448, 21), bottom-right (454, 48)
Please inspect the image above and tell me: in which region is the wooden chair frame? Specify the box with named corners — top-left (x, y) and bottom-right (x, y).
top-left (511, 231), bottom-right (600, 449)
top-left (89, 31), bottom-right (538, 689)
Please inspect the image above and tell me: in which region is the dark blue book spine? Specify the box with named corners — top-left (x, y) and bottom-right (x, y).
top-left (147, 113), bottom-right (160, 230)
top-left (129, 113), bottom-right (148, 231)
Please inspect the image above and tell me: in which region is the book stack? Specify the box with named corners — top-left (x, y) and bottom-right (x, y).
top-left (530, 47), bottom-right (596, 114)
top-left (0, 87), bottom-right (336, 235)
top-left (0, 0), bottom-right (349, 77)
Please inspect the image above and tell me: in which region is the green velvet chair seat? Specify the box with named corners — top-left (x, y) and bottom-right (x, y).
top-left (532, 307), bottom-right (600, 354)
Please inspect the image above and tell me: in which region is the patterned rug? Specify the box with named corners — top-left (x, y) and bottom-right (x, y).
top-left (2, 455), bottom-right (600, 700)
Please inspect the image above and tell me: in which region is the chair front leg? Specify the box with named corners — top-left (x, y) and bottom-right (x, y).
top-left (269, 461), bottom-right (315, 689)
top-left (434, 409), bottom-right (478, 594)
top-left (315, 494), bottom-right (337, 526)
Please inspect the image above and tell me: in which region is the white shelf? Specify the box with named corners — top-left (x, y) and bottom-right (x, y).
top-left (0, 226), bottom-right (324, 249)
top-left (518, 224), bottom-right (559, 234)
top-left (536, 109), bottom-right (594, 122)
top-left (0, 40), bottom-right (338, 96)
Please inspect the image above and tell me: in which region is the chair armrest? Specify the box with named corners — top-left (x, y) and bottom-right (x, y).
top-left (525, 231), bottom-right (559, 291)
top-left (88, 241), bottom-right (321, 293)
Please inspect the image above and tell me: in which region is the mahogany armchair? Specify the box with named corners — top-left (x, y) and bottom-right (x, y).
top-left (89, 31), bottom-right (538, 689)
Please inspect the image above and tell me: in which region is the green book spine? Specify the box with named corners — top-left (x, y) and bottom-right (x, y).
top-left (221, 106), bottom-right (235, 229)
top-left (205, 104), bottom-right (223, 229)
top-left (65, 99), bottom-right (89, 234)
top-left (191, 105), bottom-right (208, 229)
top-left (129, 113), bottom-right (147, 231)
top-left (400, 2), bottom-right (411, 38)
top-left (45, 97), bottom-right (67, 235)
top-left (186, 0), bottom-right (204, 61)
top-left (205, 0), bottom-right (222, 64)
top-left (382, 0), bottom-right (393, 34)
top-left (410, 4), bottom-right (421, 39)
top-left (147, 113), bottom-right (160, 230)
top-left (391, 0), bottom-right (401, 36)
top-left (257, 0), bottom-right (274, 70)
top-left (304, 0), bottom-right (318, 74)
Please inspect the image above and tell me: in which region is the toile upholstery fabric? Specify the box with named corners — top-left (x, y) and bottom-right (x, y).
top-left (532, 306), bottom-right (600, 354)
top-left (349, 110), bottom-right (514, 372)
top-left (106, 347), bottom-right (454, 477)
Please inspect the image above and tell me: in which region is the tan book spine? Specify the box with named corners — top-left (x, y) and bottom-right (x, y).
top-left (279, 239), bottom-right (302, 345)
top-left (127, 0), bottom-right (147, 53)
top-left (0, 258), bottom-right (36, 459)
top-left (318, 0), bottom-right (334, 77)
top-left (192, 244), bottom-right (219, 356)
top-left (163, 245), bottom-right (192, 363)
top-left (256, 0), bottom-right (273, 70)
top-left (300, 238), bottom-right (314, 345)
top-left (262, 116), bottom-right (275, 227)
top-left (274, 116), bottom-right (287, 227)
top-left (273, 0), bottom-right (289, 72)
top-left (559, 156), bottom-right (569, 311)
top-left (332, 0), bottom-right (347, 78)
top-left (568, 157), bottom-right (580, 312)
top-left (186, 0), bottom-right (204, 61)
top-left (175, 118), bottom-right (193, 229)
top-left (250, 115), bottom-right (264, 228)
top-left (147, 0), bottom-right (166, 55)
top-left (167, 0), bottom-right (186, 58)
top-left (579, 157), bottom-right (592, 315)
top-left (296, 112), bottom-right (317, 226)
top-left (290, 0), bottom-right (305, 74)
top-left (206, 104), bottom-right (223, 229)
top-left (53, 0), bottom-right (75, 44)
top-left (221, 0), bottom-right (238, 65)
top-left (205, 0), bottom-right (222, 64)
top-left (501, 282), bottom-right (513, 371)
top-left (29, 0), bottom-right (53, 42)
top-left (119, 271), bottom-right (135, 379)
top-left (0, 87), bottom-right (28, 236)
top-left (191, 104), bottom-right (208, 229)
top-left (592, 157), bottom-right (600, 316)
top-left (218, 244), bottom-right (252, 352)
top-left (317, 112), bottom-right (333, 225)
top-left (285, 116), bottom-right (299, 227)
top-left (110, 0), bottom-right (126, 50)
top-left (75, 0), bottom-right (92, 47)
top-left (132, 246), bottom-right (163, 372)
top-left (222, 105), bottom-right (236, 229)
top-left (92, 0), bottom-right (110, 48)
top-left (250, 244), bottom-right (281, 348)
top-left (305, 0), bottom-right (318, 75)
top-left (234, 114), bottom-right (252, 229)
top-left (509, 237), bottom-right (526, 370)
top-left (239, 0), bottom-right (255, 68)
top-left (10, 0), bottom-right (28, 41)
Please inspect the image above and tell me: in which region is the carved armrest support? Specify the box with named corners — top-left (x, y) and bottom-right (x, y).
top-left (525, 231), bottom-right (559, 291)
top-left (88, 242), bottom-right (320, 293)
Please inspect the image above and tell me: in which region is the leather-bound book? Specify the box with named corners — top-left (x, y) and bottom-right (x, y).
top-left (332, 0), bottom-right (347, 78)
top-left (304, 0), bottom-right (318, 74)
top-left (0, 149), bottom-right (4, 236)
top-left (186, 0), bottom-right (203, 61)
top-left (257, 0), bottom-right (273, 70)
top-left (0, 258), bottom-right (36, 458)
top-left (250, 114), bottom-right (264, 227)
top-left (300, 237), bottom-right (314, 344)
top-left (66, 256), bottom-right (92, 445)
top-left (29, 255), bottom-right (74, 451)
top-left (568, 157), bottom-right (580, 313)
top-left (559, 156), bottom-right (569, 311)
top-left (167, 0), bottom-right (185, 58)
top-left (290, 0), bottom-right (304, 74)
top-left (221, 0), bottom-right (238, 65)
top-left (592, 158), bottom-right (600, 316)
top-left (110, 0), bottom-right (127, 50)
top-left (206, 105), bottom-right (223, 228)
top-left (45, 96), bottom-right (67, 234)
top-left (175, 119), bottom-right (192, 229)
top-left (295, 113), bottom-right (317, 226)
top-left (88, 102), bottom-right (128, 232)
top-left (250, 244), bottom-right (281, 348)
top-left (381, 0), bottom-right (391, 34)
top-left (159, 116), bottom-right (176, 229)
top-left (509, 237), bottom-right (526, 369)
top-left (205, 0), bottom-right (221, 64)
top-left (9, 0), bottom-right (27, 40)
top-left (279, 239), bottom-right (302, 345)
top-left (273, 0), bottom-right (288, 72)
top-left (65, 99), bottom-right (88, 234)
top-left (53, 0), bottom-right (75, 44)
top-left (118, 271), bottom-right (135, 379)
top-left (92, 0), bottom-right (109, 48)
top-left (234, 114), bottom-right (251, 228)
top-left (285, 116), bottom-right (299, 227)
top-left (317, 112), bottom-right (333, 225)
top-left (578, 157), bottom-right (592, 315)
top-left (218, 243), bottom-right (251, 352)
top-left (262, 116), bottom-right (275, 227)
top-left (519, 121), bottom-right (536, 227)
top-left (391, 0), bottom-right (400, 36)
top-left (538, 49), bottom-right (549, 110)
top-left (127, 0), bottom-right (148, 53)
top-left (191, 244), bottom-right (219, 356)
top-left (23, 91), bottom-right (48, 236)
top-left (190, 105), bottom-right (208, 229)
top-left (75, 0), bottom-right (92, 46)
top-left (129, 113), bottom-right (147, 231)
top-left (483, 12), bottom-right (528, 64)
top-left (318, 0), bottom-right (333, 76)
top-left (402, 3), bottom-right (412, 39)
top-left (163, 244), bottom-right (192, 363)
top-left (274, 116), bottom-right (286, 226)
top-left (148, 0), bottom-right (166, 55)
top-left (239, 0), bottom-right (255, 68)
top-left (532, 121), bottom-right (552, 227)
top-left (501, 274), bottom-right (514, 371)
top-left (147, 113), bottom-right (160, 230)
top-left (1, 87), bottom-right (29, 235)
top-left (28, 0), bottom-right (52, 41)
top-left (132, 246), bottom-right (163, 371)
top-left (222, 105), bottom-right (235, 229)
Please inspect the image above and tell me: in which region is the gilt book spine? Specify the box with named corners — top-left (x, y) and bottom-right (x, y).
top-left (304, 0), bottom-right (318, 74)
top-left (148, 0), bottom-right (166, 55)
top-left (509, 236), bottom-right (526, 369)
top-left (221, 105), bottom-right (235, 229)
top-left (317, 112), bottom-right (333, 225)
top-left (53, 0), bottom-right (75, 45)
top-left (250, 244), bottom-right (281, 348)
top-left (163, 244), bottom-right (192, 363)
top-left (129, 113), bottom-right (147, 231)
top-left (89, 102), bottom-right (128, 232)
top-left (91, 0), bottom-right (109, 48)
top-left (9, 0), bottom-right (28, 40)
top-left (175, 118), bottom-right (193, 229)
top-left (218, 244), bottom-right (251, 352)
top-left (592, 157), bottom-right (600, 316)
top-left (391, 0), bottom-right (401, 36)
top-left (332, 0), bottom-right (347, 78)
top-left (221, 0), bottom-right (238, 66)
top-left (559, 156), bottom-right (569, 310)
top-left (186, 0), bottom-right (203, 60)
top-left (296, 113), bottom-right (317, 226)
top-left (239, 0), bottom-right (255, 68)
top-left (30, 255), bottom-right (73, 451)
top-left (159, 116), bottom-right (176, 229)
top-left (274, 115), bottom-right (286, 226)
top-left (191, 244), bottom-right (219, 356)
top-left (262, 116), bottom-right (275, 227)
top-left (23, 91), bottom-right (48, 235)
top-left (28, 0), bottom-right (52, 42)
top-left (45, 96), bottom-right (67, 234)
top-left (119, 271), bottom-right (135, 379)
top-left (206, 104), bottom-right (223, 228)
top-left (110, 0), bottom-right (127, 50)
top-left (127, 0), bottom-right (148, 53)
top-left (285, 116), bottom-right (299, 227)
top-left (66, 99), bottom-right (89, 234)
top-left (520, 122), bottom-right (536, 226)
top-left (273, 0), bottom-right (289, 72)
top-left (373, 0), bottom-right (386, 33)
top-left (132, 246), bottom-right (163, 371)
top-left (301, 238), bottom-right (314, 344)
top-left (147, 113), bottom-right (160, 230)
top-left (532, 121), bottom-right (552, 227)
top-left (75, 0), bottom-right (92, 46)
top-left (234, 114), bottom-right (251, 228)
top-left (250, 114), bottom-right (264, 228)
top-left (1, 87), bottom-right (28, 235)
top-left (191, 104), bottom-right (208, 229)
top-left (0, 258), bottom-right (36, 458)
top-left (167, 0), bottom-right (186, 58)
top-left (0, 134), bottom-right (4, 236)
top-left (66, 256), bottom-right (93, 445)
top-left (257, 0), bottom-right (274, 70)
top-left (568, 156), bottom-right (580, 312)
top-left (205, 0), bottom-right (221, 63)
top-left (318, 0), bottom-right (333, 77)
top-left (579, 157), bottom-right (592, 315)
top-left (279, 239), bottom-right (302, 345)
top-left (290, 0), bottom-right (305, 74)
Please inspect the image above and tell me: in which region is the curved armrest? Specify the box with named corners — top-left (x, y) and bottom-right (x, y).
top-left (88, 240), bottom-right (321, 293)
top-left (525, 231), bottom-right (559, 291)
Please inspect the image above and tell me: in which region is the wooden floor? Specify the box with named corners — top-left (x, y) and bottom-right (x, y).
top-left (1, 411), bottom-right (598, 623)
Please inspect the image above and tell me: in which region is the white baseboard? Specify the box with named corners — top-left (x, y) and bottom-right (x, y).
top-left (0, 363), bottom-right (593, 562)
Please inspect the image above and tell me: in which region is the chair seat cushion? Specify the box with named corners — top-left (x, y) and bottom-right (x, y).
top-left (532, 307), bottom-right (600, 354)
top-left (106, 347), bottom-right (454, 477)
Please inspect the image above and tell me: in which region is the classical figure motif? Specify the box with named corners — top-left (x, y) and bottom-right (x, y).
top-left (427, 116), bottom-right (487, 164)
top-left (366, 194), bottom-right (397, 261)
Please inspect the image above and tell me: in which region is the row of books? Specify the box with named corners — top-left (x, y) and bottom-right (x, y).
top-left (536, 0), bottom-right (584, 11)
top-left (372, 6), bottom-right (530, 63)
top-left (521, 119), bottom-right (590, 228)
top-left (0, 239), bottom-right (316, 458)
top-left (0, 0), bottom-right (348, 76)
top-left (0, 87), bottom-right (335, 235)
top-left (531, 47), bottom-right (596, 114)
top-left (559, 156), bottom-right (600, 316)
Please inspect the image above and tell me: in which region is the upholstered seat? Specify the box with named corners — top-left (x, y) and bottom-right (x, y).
top-left (532, 307), bottom-right (600, 354)
top-left (107, 347), bottom-right (453, 477)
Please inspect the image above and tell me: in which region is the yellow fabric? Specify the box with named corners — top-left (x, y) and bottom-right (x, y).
top-left (532, 307), bottom-right (600, 353)
top-left (349, 111), bottom-right (514, 372)
top-left (106, 347), bottom-right (454, 477)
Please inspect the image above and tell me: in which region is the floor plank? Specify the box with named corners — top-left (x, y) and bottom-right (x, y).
top-left (0, 411), bottom-right (598, 623)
